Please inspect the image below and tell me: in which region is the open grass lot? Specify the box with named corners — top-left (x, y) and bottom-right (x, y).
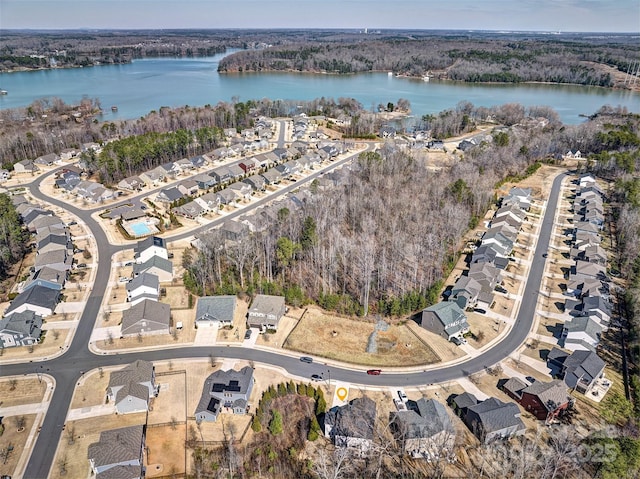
top-left (491, 294), bottom-right (514, 317)
top-left (0, 377), bottom-right (47, 408)
top-left (521, 339), bottom-right (557, 362)
top-left (466, 313), bottom-right (501, 348)
top-left (148, 371), bottom-right (187, 425)
top-left (284, 308), bottom-right (440, 367)
top-left (536, 315), bottom-right (563, 340)
top-left (216, 297), bottom-right (250, 343)
top-left (405, 321), bottom-right (463, 363)
top-left (255, 315), bottom-right (299, 348)
top-left (0, 413), bottom-right (36, 479)
top-left (49, 413), bottom-right (147, 479)
top-left (146, 423), bottom-right (186, 478)
top-left (70, 368), bottom-right (111, 409)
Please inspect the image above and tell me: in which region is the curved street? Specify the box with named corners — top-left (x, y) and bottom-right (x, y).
top-left (1, 138), bottom-right (565, 478)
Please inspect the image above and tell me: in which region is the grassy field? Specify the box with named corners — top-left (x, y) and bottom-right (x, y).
top-left (284, 308), bottom-right (439, 367)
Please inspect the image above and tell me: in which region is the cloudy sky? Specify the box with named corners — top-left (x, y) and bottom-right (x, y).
top-left (2, 0), bottom-right (638, 32)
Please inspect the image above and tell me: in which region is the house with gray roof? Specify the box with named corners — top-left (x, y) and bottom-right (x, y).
top-left (209, 166), bottom-right (235, 185)
top-left (480, 229), bottom-right (514, 257)
top-left (324, 397), bottom-right (377, 454)
top-left (156, 186), bottom-right (184, 203)
top-left (261, 169), bottom-right (282, 185)
top-left (547, 348), bottom-right (606, 393)
top-left (134, 236), bottom-right (168, 264)
top-left (121, 299), bottom-right (170, 337)
top-left (174, 201), bottom-right (206, 219)
top-left (195, 366), bottom-right (254, 422)
top-left (472, 244), bottom-right (510, 269)
top-left (140, 169), bottom-right (164, 186)
top-left (420, 302), bottom-right (469, 341)
top-left (107, 360), bottom-right (158, 414)
top-left (37, 234), bottom-right (73, 255)
top-left (216, 188), bottom-right (239, 206)
top-left (117, 175), bottom-right (145, 192)
top-left (192, 173), bottom-right (217, 190)
top-left (34, 153), bottom-right (59, 166)
top-left (571, 260), bottom-right (606, 282)
top-left (449, 276), bottom-right (493, 310)
top-left (87, 425), bottom-right (145, 478)
top-left (247, 295), bottom-right (286, 330)
top-left (228, 181), bottom-right (252, 200)
top-left (463, 397), bottom-right (526, 443)
top-left (31, 215), bottom-right (65, 233)
top-left (132, 255), bottom-right (173, 283)
top-left (13, 159), bottom-right (39, 174)
top-left (195, 295), bottom-right (237, 328)
top-left (5, 286), bottom-right (59, 318)
top-left (34, 248), bottom-right (73, 273)
top-left (390, 398), bottom-right (455, 459)
top-left (561, 316), bottom-right (603, 352)
top-left (21, 266), bottom-right (66, 292)
top-left (243, 174), bottom-right (266, 192)
top-left (126, 273), bottom-right (160, 305)
top-left (502, 378), bottom-right (572, 421)
top-left (0, 310), bottom-right (43, 348)
top-left (502, 187), bottom-right (532, 210)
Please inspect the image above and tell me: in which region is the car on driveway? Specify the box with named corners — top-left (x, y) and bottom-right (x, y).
top-left (397, 390), bottom-right (408, 402)
top-left (311, 374), bottom-right (323, 382)
top-left (474, 308), bottom-right (487, 314)
top-left (367, 369), bottom-right (382, 375)
top-left (118, 277), bottom-right (130, 283)
top-left (244, 330), bottom-right (252, 340)
top-left (451, 336), bottom-right (467, 346)
top-left (300, 356), bottom-right (313, 363)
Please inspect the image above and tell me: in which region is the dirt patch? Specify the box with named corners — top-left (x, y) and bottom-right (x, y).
top-left (0, 377), bottom-right (47, 408)
top-left (284, 308), bottom-right (439, 367)
top-left (0, 413), bottom-right (36, 478)
top-left (146, 423), bottom-right (186, 478)
top-left (466, 313), bottom-right (501, 348)
top-left (70, 368), bottom-right (110, 409)
top-left (149, 371), bottom-right (187, 425)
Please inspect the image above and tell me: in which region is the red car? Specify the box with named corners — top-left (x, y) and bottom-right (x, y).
top-left (367, 369), bottom-right (382, 375)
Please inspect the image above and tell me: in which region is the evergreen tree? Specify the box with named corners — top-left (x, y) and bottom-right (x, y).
top-left (268, 410), bottom-right (283, 435)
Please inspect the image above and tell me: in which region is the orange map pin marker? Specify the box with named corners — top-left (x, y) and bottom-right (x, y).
top-left (336, 387), bottom-right (348, 401)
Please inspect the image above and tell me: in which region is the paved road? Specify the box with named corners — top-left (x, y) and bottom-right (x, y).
top-left (4, 145), bottom-right (565, 478)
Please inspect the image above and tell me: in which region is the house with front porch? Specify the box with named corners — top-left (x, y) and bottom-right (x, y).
top-left (420, 302), bottom-right (469, 341)
top-left (194, 366), bottom-right (254, 422)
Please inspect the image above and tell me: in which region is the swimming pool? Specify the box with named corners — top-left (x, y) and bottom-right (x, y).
top-left (126, 220), bottom-right (158, 237)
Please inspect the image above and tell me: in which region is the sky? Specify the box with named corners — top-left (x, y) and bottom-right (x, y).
top-left (1, 0), bottom-right (639, 32)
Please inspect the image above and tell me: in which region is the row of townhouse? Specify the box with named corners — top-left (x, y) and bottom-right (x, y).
top-left (561, 174), bottom-right (611, 353)
top-left (54, 165), bottom-right (117, 203)
top-left (0, 195), bottom-right (76, 348)
top-left (12, 143), bottom-right (99, 175)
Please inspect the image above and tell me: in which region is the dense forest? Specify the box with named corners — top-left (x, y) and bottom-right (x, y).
top-left (0, 193), bottom-right (29, 282)
top-left (182, 102), bottom-right (611, 316)
top-left (218, 34), bottom-right (638, 88)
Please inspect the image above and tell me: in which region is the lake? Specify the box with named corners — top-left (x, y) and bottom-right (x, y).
top-left (1, 51), bottom-right (639, 124)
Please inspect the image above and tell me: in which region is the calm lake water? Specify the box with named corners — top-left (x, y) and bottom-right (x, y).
top-left (1, 51), bottom-right (639, 125)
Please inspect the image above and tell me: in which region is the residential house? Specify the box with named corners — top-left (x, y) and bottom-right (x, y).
top-left (34, 153), bottom-right (59, 166)
top-left (581, 245), bottom-right (607, 265)
top-left (502, 378), bottom-right (572, 421)
top-left (194, 366), bottom-right (254, 422)
top-left (420, 302), bottom-right (469, 341)
top-left (239, 158), bottom-right (259, 173)
top-left (156, 187), bottom-right (184, 204)
top-left (463, 397), bottom-right (526, 443)
top-left (228, 181), bottom-right (252, 200)
top-left (13, 160), bottom-right (39, 174)
top-left (561, 316), bottom-right (603, 352)
top-left (247, 294), bottom-right (286, 331)
top-left (209, 166), bottom-right (235, 185)
top-left (574, 221), bottom-right (600, 235)
top-left (158, 162), bottom-right (181, 178)
top-left (219, 220), bottom-right (250, 243)
top-left (31, 215), bottom-right (65, 234)
top-left (117, 176), bottom-right (145, 192)
top-left (174, 201), bottom-right (206, 219)
top-left (472, 244), bottom-right (510, 269)
top-left (0, 310), bottom-right (43, 348)
top-left (189, 155), bottom-right (208, 169)
top-left (449, 392), bottom-right (478, 419)
top-left (59, 148), bottom-right (78, 161)
top-left (139, 169), bottom-right (165, 187)
top-left (571, 260), bottom-right (606, 282)
top-left (243, 174), bottom-right (266, 192)
top-left (324, 397), bottom-right (377, 454)
top-left (22, 266), bottom-right (66, 292)
top-left (195, 295), bottom-right (237, 328)
top-left (468, 261), bottom-right (502, 292)
top-left (192, 173), bottom-right (217, 190)
top-left (176, 158), bottom-right (196, 172)
top-left (87, 425), bottom-right (145, 479)
top-left (132, 256), bottom-right (173, 283)
top-left (55, 170), bottom-right (81, 191)
top-left (37, 234), bottom-right (72, 255)
top-left (449, 276), bottom-right (484, 310)
top-left (126, 273), bottom-right (160, 305)
top-left (502, 187), bottom-right (532, 211)
top-left (179, 179), bottom-right (199, 196)
top-left (480, 229), bottom-right (514, 257)
top-left (578, 173), bottom-right (597, 188)
top-left (134, 236), bottom-right (168, 264)
top-left (565, 277), bottom-right (605, 298)
top-left (4, 286), bottom-right (59, 318)
top-left (216, 188), bottom-right (239, 206)
top-left (260, 169), bottom-right (282, 185)
top-left (390, 398), bottom-right (455, 458)
top-left (107, 360), bottom-right (158, 414)
top-left (547, 348), bottom-right (606, 393)
top-left (121, 299), bottom-right (170, 337)
top-left (34, 249), bottom-right (73, 273)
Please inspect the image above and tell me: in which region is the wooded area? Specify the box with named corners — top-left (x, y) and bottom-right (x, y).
top-left (0, 193), bottom-right (29, 281)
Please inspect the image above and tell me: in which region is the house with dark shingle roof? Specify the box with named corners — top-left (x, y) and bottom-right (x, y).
top-left (117, 175), bottom-right (145, 192)
top-left (420, 302), bottom-right (469, 341)
top-left (121, 299), bottom-right (170, 337)
top-left (324, 397), bottom-right (377, 454)
top-left (156, 186), bottom-right (184, 203)
top-left (87, 425), bottom-right (145, 478)
top-left (502, 378), bottom-right (572, 421)
top-left (463, 397), bottom-right (526, 443)
top-left (195, 366), bottom-right (254, 422)
top-left (22, 266), bottom-right (66, 292)
top-left (5, 286), bottom-right (59, 318)
top-left (195, 296), bottom-right (237, 328)
top-left (107, 360), bottom-right (157, 414)
top-left (134, 236), bottom-right (167, 264)
top-left (390, 398), bottom-right (455, 458)
top-left (0, 310), bottom-right (43, 348)
top-left (547, 348), bottom-right (606, 393)
top-left (126, 273), bottom-right (160, 305)
top-left (561, 316), bottom-right (603, 352)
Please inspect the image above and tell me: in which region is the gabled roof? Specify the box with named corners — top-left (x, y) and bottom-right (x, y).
top-left (467, 397), bottom-right (524, 434)
top-left (126, 272), bottom-right (159, 293)
top-left (132, 255), bottom-right (173, 276)
top-left (522, 380), bottom-right (570, 412)
top-left (87, 425), bottom-right (144, 470)
top-left (157, 187), bottom-right (183, 202)
top-left (422, 302), bottom-right (467, 328)
top-left (121, 299), bottom-right (170, 335)
top-left (109, 360), bottom-right (154, 389)
top-left (248, 295), bottom-right (285, 318)
top-left (134, 236), bottom-right (166, 256)
top-left (0, 310), bottom-right (43, 337)
top-left (391, 398), bottom-right (454, 440)
top-left (562, 350), bottom-right (606, 382)
top-left (502, 377), bottom-right (528, 398)
top-left (196, 295), bottom-right (237, 323)
top-left (5, 286), bottom-right (59, 315)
